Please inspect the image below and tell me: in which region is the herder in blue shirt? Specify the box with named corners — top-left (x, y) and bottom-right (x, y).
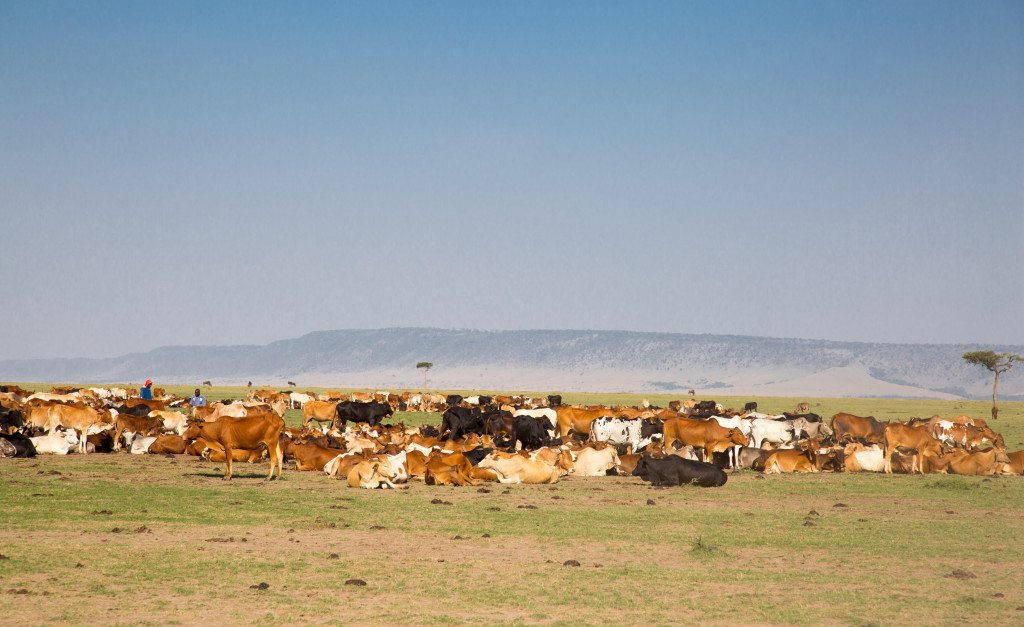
top-left (190, 388), bottom-right (207, 408)
top-left (140, 379), bottom-right (154, 400)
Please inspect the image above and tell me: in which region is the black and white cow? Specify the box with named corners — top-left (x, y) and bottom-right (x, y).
top-left (589, 416), bottom-right (663, 453)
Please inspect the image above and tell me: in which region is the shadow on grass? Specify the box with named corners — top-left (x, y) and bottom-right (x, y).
top-left (182, 471), bottom-right (279, 480)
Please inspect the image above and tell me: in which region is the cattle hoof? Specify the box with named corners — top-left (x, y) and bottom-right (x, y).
top-left (249, 582), bottom-right (270, 590)
top-left (563, 560), bottom-right (581, 567)
top-left (344, 579), bottom-right (367, 586)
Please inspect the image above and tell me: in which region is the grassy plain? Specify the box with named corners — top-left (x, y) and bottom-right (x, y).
top-left (2, 383), bottom-right (1024, 624)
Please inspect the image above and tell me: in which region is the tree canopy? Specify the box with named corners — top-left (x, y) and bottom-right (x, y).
top-left (962, 351), bottom-right (1021, 374)
top-left (416, 361), bottom-right (433, 370)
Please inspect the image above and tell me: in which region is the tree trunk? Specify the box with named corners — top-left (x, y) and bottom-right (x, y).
top-left (423, 369), bottom-right (428, 388)
top-left (992, 371), bottom-right (1000, 420)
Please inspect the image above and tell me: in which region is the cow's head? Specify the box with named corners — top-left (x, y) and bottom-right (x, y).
top-left (728, 428), bottom-right (749, 447)
top-left (631, 456), bottom-right (649, 477)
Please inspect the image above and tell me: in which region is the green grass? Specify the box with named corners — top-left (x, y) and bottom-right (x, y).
top-left (2, 383), bottom-right (1024, 623)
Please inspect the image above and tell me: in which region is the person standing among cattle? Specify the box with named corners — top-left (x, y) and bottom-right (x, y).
top-left (189, 388), bottom-right (206, 409)
top-left (139, 379), bottom-right (154, 400)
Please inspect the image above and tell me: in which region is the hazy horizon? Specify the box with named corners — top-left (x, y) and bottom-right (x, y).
top-left (3, 326), bottom-right (1023, 363)
top-left (2, 1), bottom-right (1022, 360)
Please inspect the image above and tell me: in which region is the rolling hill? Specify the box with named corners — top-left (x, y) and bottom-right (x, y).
top-left (0, 328), bottom-right (1020, 399)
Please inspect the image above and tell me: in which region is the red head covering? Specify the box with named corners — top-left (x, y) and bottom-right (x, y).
top-left (144, 379), bottom-right (152, 387)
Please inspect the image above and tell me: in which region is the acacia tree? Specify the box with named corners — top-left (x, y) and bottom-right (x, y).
top-left (416, 361), bottom-right (433, 388)
top-left (962, 350), bottom-right (1022, 420)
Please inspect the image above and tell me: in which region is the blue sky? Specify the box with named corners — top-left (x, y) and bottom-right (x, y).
top-left (1, 1), bottom-right (1021, 359)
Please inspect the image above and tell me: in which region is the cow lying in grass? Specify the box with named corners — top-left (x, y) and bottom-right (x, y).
top-left (631, 455), bottom-right (727, 487)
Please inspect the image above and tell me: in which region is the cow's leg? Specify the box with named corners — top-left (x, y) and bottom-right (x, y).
top-left (223, 447), bottom-right (233, 479)
top-left (265, 441), bottom-right (276, 480)
top-left (78, 430), bottom-right (87, 454)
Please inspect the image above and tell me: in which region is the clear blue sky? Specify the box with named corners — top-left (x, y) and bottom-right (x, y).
top-left (1, 0), bottom-right (1021, 359)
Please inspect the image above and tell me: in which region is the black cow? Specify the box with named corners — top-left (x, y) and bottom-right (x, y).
top-left (783, 412), bottom-right (823, 423)
top-left (547, 395), bottom-right (562, 407)
top-left (693, 400), bottom-right (717, 413)
top-left (483, 410), bottom-right (514, 437)
top-left (440, 406), bottom-right (484, 439)
top-left (477, 395), bottom-right (493, 406)
top-left (640, 417), bottom-right (664, 444)
top-left (631, 455), bottom-right (727, 487)
top-left (0, 432), bottom-right (36, 458)
top-left (335, 400), bottom-right (393, 428)
top-left (743, 401), bottom-right (758, 413)
top-left (445, 394), bottom-right (464, 407)
top-left (113, 403), bottom-right (151, 417)
top-left (462, 447), bottom-right (493, 465)
top-left (1, 406), bottom-right (24, 431)
top-left (510, 416), bottom-right (551, 451)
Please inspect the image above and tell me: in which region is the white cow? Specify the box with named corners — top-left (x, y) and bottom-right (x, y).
top-left (30, 429), bottom-right (79, 455)
top-left (749, 418), bottom-right (797, 449)
top-left (289, 392), bottom-right (315, 409)
top-left (572, 447), bottom-right (620, 476)
top-left (588, 417), bottom-right (661, 453)
top-left (130, 436), bottom-right (157, 454)
top-left (844, 444), bottom-right (886, 472)
top-left (149, 410), bottom-right (188, 435)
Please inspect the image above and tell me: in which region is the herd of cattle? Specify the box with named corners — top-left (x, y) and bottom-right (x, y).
top-left (1, 385), bottom-right (1022, 489)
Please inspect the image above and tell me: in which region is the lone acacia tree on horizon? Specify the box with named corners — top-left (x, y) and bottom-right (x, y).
top-left (962, 350), bottom-right (1022, 420)
top-left (416, 361), bottom-right (433, 387)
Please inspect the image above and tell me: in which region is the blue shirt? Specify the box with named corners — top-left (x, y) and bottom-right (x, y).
top-left (140, 386), bottom-right (153, 400)
top-left (190, 394), bottom-right (207, 407)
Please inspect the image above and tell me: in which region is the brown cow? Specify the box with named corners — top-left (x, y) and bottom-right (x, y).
top-left (763, 450), bottom-right (818, 473)
top-left (831, 413), bottom-right (887, 444)
top-left (113, 414), bottom-right (164, 451)
top-left (45, 403), bottom-right (115, 454)
top-left (424, 451), bottom-right (477, 486)
top-left (405, 450), bottom-right (428, 479)
top-left (288, 441), bottom-right (346, 472)
top-left (946, 448), bottom-right (1012, 476)
top-left (662, 418), bottom-right (748, 462)
top-left (302, 400), bottom-right (339, 430)
top-left (555, 406), bottom-right (614, 437)
top-left (148, 434), bottom-right (187, 455)
top-left (182, 415), bottom-right (284, 480)
top-left (883, 423), bottom-right (941, 474)
top-left (1006, 450), bottom-right (1024, 475)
